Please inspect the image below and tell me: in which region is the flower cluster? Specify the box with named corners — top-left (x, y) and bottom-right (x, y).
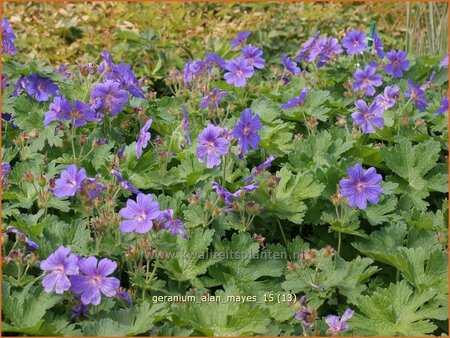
top-left (40, 246), bottom-right (121, 305)
top-left (53, 164), bottom-right (106, 199)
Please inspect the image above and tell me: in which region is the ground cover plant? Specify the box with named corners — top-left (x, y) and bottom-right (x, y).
top-left (1, 3), bottom-right (449, 337)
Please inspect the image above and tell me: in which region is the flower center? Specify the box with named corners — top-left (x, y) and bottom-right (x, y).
top-left (90, 275), bottom-right (103, 287)
top-left (134, 213), bottom-right (147, 223)
top-left (207, 141), bottom-right (216, 153)
top-left (66, 179), bottom-right (77, 187)
top-left (236, 69), bottom-right (244, 78)
top-left (55, 265), bottom-right (65, 274)
top-left (356, 181), bottom-right (366, 192)
top-left (243, 126), bottom-right (251, 136)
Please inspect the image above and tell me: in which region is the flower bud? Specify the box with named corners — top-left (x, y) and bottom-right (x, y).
top-left (23, 171), bottom-right (34, 183)
top-left (204, 200), bottom-right (214, 211)
top-left (336, 116), bottom-right (347, 127)
top-left (245, 201), bottom-right (262, 215)
top-left (435, 232), bottom-right (447, 245)
top-left (401, 116), bottom-right (409, 125)
top-left (267, 174), bottom-right (281, 189)
top-left (294, 133), bottom-right (303, 141)
top-left (188, 194), bottom-right (200, 205)
top-left (415, 119), bottom-right (426, 128)
top-left (287, 261), bottom-right (298, 271)
top-left (212, 207), bottom-right (222, 218)
top-left (38, 173), bottom-right (47, 187)
top-left (28, 129), bottom-right (39, 138)
top-left (323, 245), bottom-right (335, 257)
top-left (306, 116), bottom-right (318, 129)
top-left (331, 193), bottom-right (342, 206)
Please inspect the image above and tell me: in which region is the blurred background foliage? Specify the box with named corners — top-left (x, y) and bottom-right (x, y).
top-left (4, 2), bottom-right (447, 63)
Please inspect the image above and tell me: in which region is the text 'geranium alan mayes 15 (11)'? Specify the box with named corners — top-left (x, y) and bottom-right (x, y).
top-left (1, 11), bottom-right (448, 337)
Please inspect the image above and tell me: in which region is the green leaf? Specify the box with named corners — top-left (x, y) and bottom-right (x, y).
top-left (351, 281), bottom-right (444, 336)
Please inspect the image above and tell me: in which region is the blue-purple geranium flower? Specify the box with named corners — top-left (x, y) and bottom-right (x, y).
top-left (40, 246), bottom-right (79, 294)
top-left (231, 31), bottom-right (251, 49)
top-left (2, 19), bottom-right (18, 55)
top-left (25, 74), bottom-right (59, 102)
top-left (434, 96), bottom-right (448, 116)
top-left (384, 50), bottom-right (410, 78)
top-left (196, 124), bottom-right (229, 169)
top-left (199, 88), bottom-right (228, 109)
top-left (405, 81), bottom-right (429, 112)
top-left (157, 209), bottom-right (187, 238)
top-left (342, 30), bottom-right (367, 55)
top-left (244, 155), bottom-right (275, 183)
top-left (242, 45), bottom-right (265, 69)
top-left (224, 57), bottom-right (254, 87)
top-left (205, 53), bottom-right (227, 69)
top-left (325, 309), bottom-right (354, 335)
top-left (44, 96), bottom-right (72, 126)
top-left (281, 88), bottom-right (308, 110)
top-left (233, 108), bottom-right (262, 154)
top-left (2, 162), bottom-right (11, 185)
top-left (339, 163), bottom-right (383, 209)
top-left (111, 169), bottom-right (140, 194)
top-left (351, 99), bottom-right (384, 134)
top-left (7, 226), bottom-right (39, 251)
top-left (316, 37), bottom-right (342, 67)
top-left (136, 119), bottom-right (152, 159)
top-left (53, 164), bottom-right (87, 198)
top-left (82, 175), bottom-right (106, 199)
top-left (183, 60), bottom-right (207, 84)
top-left (440, 54), bottom-right (448, 68)
top-left (282, 54), bottom-right (301, 75)
top-left (352, 65), bottom-right (382, 96)
top-left (119, 193), bottom-right (160, 233)
top-left (295, 31), bottom-right (321, 62)
top-left (69, 100), bottom-right (96, 127)
top-left (90, 80), bottom-right (129, 117)
top-left (70, 257), bottom-right (120, 305)
top-left (375, 86), bottom-right (399, 111)
top-left (372, 30), bottom-right (384, 58)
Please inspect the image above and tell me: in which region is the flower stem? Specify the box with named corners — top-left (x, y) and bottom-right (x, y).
top-left (276, 218), bottom-right (289, 250)
top-left (70, 119), bottom-right (77, 161)
top-left (222, 155), bottom-right (227, 185)
top-left (337, 232), bottom-right (342, 255)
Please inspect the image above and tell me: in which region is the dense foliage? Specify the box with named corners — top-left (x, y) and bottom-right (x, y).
top-left (1, 6), bottom-right (448, 337)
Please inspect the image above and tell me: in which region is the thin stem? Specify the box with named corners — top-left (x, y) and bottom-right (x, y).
top-left (70, 120), bottom-right (77, 161)
top-left (337, 232), bottom-right (342, 255)
top-left (276, 218), bottom-right (289, 249)
top-left (222, 155), bottom-right (227, 185)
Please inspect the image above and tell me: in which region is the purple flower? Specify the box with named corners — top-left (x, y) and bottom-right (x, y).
top-left (212, 181), bottom-right (259, 206)
top-left (116, 288), bottom-right (135, 304)
top-left (2, 162), bottom-right (11, 184)
top-left (316, 37), bottom-right (342, 67)
top-left (295, 31), bottom-right (321, 62)
top-left (111, 169), bottom-right (140, 194)
top-left (375, 86), bottom-right (399, 111)
top-left (434, 97), bottom-right (448, 116)
top-left (420, 71), bottom-right (436, 91)
top-left (2, 74), bottom-right (7, 89)
top-left (136, 119), bottom-right (152, 159)
top-left (69, 100), bottom-right (96, 127)
top-left (205, 53), bottom-right (227, 69)
top-left (25, 74), bottom-right (59, 102)
top-left (58, 64), bottom-right (71, 78)
top-left (339, 163), bottom-right (383, 209)
top-left (40, 246), bottom-right (79, 294)
top-left (2, 19), bottom-right (17, 55)
top-left (244, 155), bottom-right (275, 183)
top-left (82, 175), bottom-right (106, 199)
top-left (231, 31), bottom-right (251, 49)
top-left (384, 50), bottom-right (410, 78)
top-left (72, 304), bottom-right (89, 317)
top-left (372, 30), bottom-right (384, 58)
top-left (98, 50), bottom-right (115, 74)
top-left (53, 164), bottom-right (87, 198)
top-left (342, 30), bottom-right (367, 55)
top-left (440, 54), bottom-right (448, 68)
top-left (12, 76), bottom-right (27, 97)
top-left (294, 296), bottom-right (316, 328)
top-left (233, 108), bottom-right (262, 154)
top-left (352, 65), bottom-right (382, 96)
top-left (196, 124), bottom-right (229, 169)
top-left (6, 226), bottom-right (39, 251)
top-left (199, 88), bottom-right (228, 109)
top-left (44, 96), bottom-right (72, 126)
top-left (242, 45), bottom-right (265, 69)
top-left (405, 81), bottom-right (429, 112)
top-left (351, 100), bottom-right (384, 134)
top-left (158, 209), bottom-right (187, 238)
top-left (325, 309), bottom-right (355, 335)
top-left (282, 54), bottom-right (301, 75)
top-left (224, 57), bottom-right (254, 87)
top-left (119, 193), bottom-right (160, 233)
top-left (182, 105), bottom-right (191, 145)
top-left (70, 257), bottom-right (120, 305)
top-left (281, 88), bottom-right (308, 110)
top-left (110, 63), bottom-right (145, 98)
top-left (90, 80), bottom-right (129, 117)
top-left (183, 60), bottom-right (207, 84)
